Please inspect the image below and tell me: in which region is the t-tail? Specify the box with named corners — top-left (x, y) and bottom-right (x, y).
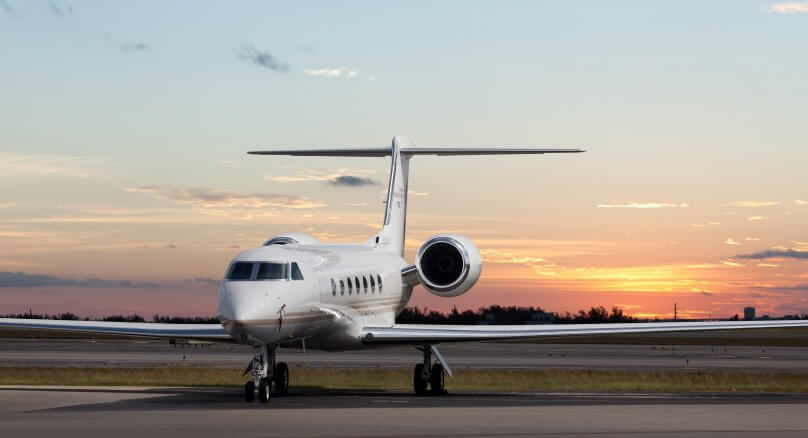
top-left (248, 136), bottom-right (585, 255)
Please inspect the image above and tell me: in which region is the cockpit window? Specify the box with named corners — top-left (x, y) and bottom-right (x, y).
top-left (291, 262), bottom-right (304, 280)
top-left (227, 262), bottom-right (254, 280)
top-left (256, 262), bottom-right (288, 280)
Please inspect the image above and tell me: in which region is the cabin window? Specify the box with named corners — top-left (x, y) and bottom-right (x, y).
top-left (369, 275), bottom-right (375, 293)
top-left (227, 262), bottom-right (254, 281)
top-left (256, 262), bottom-right (288, 280)
top-left (339, 278), bottom-right (345, 296)
top-left (291, 262), bottom-right (304, 280)
top-left (331, 279), bottom-right (337, 296)
top-left (347, 277), bottom-right (353, 295)
top-left (377, 274), bottom-right (383, 293)
top-left (362, 276), bottom-right (369, 294)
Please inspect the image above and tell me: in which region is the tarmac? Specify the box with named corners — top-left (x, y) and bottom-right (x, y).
top-left (3, 386), bottom-right (808, 437)
top-left (4, 338), bottom-right (808, 437)
top-left (1, 338), bottom-right (806, 371)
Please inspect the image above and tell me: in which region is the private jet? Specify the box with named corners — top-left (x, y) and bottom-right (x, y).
top-left (4, 136), bottom-right (808, 404)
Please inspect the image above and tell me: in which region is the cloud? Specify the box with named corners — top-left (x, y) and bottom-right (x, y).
top-left (768, 2), bottom-right (808, 13)
top-left (795, 200), bottom-right (808, 205)
top-left (238, 45), bottom-right (289, 72)
top-left (49, 1), bottom-right (72, 17)
top-left (121, 43), bottom-right (149, 52)
top-left (328, 175), bottom-right (377, 187)
top-left (691, 221), bottom-right (721, 228)
top-left (748, 216), bottom-right (766, 222)
top-left (745, 237), bottom-right (761, 241)
top-left (188, 277), bottom-right (220, 286)
top-left (480, 249), bottom-right (558, 276)
top-left (0, 271), bottom-right (159, 288)
top-left (304, 67), bottom-right (360, 79)
top-left (737, 249), bottom-right (808, 259)
top-left (725, 201), bottom-right (781, 207)
top-left (761, 283), bottom-right (808, 292)
top-left (724, 238), bottom-right (743, 245)
top-left (757, 263), bottom-right (780, 267)
top-left (1, 0), bottom-right (12, 12)
top-left (596, 202), bottom-right (689, 209)
top-left (125, 186), bottom-right (324, 209)
top-left (0, 153), bottom-right (104, 178)
top-left (265, 168), bottom-right (378, 186)
top-left (720, 260), bottom-right (744, 267)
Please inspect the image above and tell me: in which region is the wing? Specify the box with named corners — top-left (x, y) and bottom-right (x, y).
top-left (361, 319), bottom-right (808, 345)
top-left (0, 318), bottom-right (232, 342)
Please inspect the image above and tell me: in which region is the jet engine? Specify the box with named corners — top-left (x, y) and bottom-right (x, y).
top-left (262, 233), bottom-right (320, 246)
top-left (415, 234), bottom-right (482, 297)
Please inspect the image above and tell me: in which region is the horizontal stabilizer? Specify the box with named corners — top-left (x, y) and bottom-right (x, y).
top-left (248, 148), bottom-right (391, 157)
top-left (248, 147), bottom-right (585, 157)
top-left (400, 147), bottom-right (584, 155)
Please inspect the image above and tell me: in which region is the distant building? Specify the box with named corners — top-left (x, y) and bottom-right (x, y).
top-left (484, 313), bottom-right (496, 324)
top-left (744, 307), bottom-right (756, 321)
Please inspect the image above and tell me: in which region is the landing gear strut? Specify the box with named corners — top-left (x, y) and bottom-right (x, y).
top-left (413, 345), bottom-right (447, 395)
top-left (244, 345), bottom-right (290, 403)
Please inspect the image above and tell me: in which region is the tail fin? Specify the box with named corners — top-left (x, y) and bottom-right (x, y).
top-left (249, 137), bottom-right (584, 257)
top-left (376, 136), bottom-right (411, 255)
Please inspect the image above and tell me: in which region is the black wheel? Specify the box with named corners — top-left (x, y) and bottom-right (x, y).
top-left (244, 380), bottom-right (255, 403)
top-left (413, 363), bottom-right (428, 395)
top-left (429, 363), bottom-right (445, 394)
top-left (274, 362), bottom-right (289, 395)
top-left (258, 378), bottom-right (271, 404)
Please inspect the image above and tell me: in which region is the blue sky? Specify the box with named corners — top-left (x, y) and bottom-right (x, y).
top-left (1, 1), bottom-right (807, 318)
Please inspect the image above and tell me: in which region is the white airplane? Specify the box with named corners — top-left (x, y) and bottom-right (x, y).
top-left (3, 136), bottom-right (808, 404)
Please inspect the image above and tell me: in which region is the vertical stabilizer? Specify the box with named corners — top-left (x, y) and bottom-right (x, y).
top-left (377, 136), bottom-right (411, 255)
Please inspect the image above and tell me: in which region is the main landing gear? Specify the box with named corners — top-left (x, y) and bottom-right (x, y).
top-left (244, 345), bottom-right (289, 404)
top-left (413, 345), bottom-right (448, 395)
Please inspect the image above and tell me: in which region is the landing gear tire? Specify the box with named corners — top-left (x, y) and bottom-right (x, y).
top-left (413, 363), bottom-right (428, 395)
top-left (274, 362), bottom-right (289, 396)
top-left (429, 363), bottom-right (445, 394)
top-left (258, 378), bottom-right (271, 404)
top-left (244, 380), bottom-right (255, 403)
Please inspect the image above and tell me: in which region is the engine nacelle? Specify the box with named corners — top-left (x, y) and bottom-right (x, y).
top-left (415, 234), bottom-right (482, 297)
top-left (262, 232), bottom-right (320, 246)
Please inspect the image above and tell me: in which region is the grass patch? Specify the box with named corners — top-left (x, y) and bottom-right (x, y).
top-left (3, 366), bottom-right (808, 393)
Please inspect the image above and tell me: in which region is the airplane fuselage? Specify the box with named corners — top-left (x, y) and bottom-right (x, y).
top-left (217, 243), bottom-right (412, 350)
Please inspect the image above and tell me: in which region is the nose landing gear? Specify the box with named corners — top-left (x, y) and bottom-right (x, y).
top-left (244, 345), bottom-right (290, 403)
top-left (413, 345), bottom-right (449, 395)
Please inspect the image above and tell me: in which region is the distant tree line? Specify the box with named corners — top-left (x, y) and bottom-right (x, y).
top-left (395, 305), bottom-right (639, 325)
top-left (0, 312), bottom-right (215, 323)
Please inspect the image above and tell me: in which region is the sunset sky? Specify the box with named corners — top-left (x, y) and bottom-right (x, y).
top-left (1, 1), bottom-right (807, 319)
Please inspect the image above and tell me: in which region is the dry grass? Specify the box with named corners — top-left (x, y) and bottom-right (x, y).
top-left (3, 366), bottom-right (808, 393)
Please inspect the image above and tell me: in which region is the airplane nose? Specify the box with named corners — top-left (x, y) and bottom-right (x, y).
top-left (218, 283), bottom-right (265, 323)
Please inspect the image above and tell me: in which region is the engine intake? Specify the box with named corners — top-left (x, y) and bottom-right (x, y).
top-left (415, 234), bottom-right (481, 297)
